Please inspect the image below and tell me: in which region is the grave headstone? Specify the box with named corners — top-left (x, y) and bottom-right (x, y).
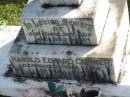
top-left (8, 0), bottom-right (129, 84)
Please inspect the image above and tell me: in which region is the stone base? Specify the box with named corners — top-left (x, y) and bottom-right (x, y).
top-left (40, 0), bottom-right (82, 6)
top-left (1, 26), bottom-right (130, 97)
top-left (21, 0), bottom-right (109, 45)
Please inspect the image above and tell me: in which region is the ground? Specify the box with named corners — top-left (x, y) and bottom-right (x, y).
top-left (0, 0), bottom-right (130, 25)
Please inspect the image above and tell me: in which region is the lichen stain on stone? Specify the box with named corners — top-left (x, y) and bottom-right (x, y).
top-left (66, 50), bottom-right (73, 55)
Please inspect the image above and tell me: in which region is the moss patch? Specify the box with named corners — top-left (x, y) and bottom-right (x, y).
top-left (0, 0), bottom-right (27, 25)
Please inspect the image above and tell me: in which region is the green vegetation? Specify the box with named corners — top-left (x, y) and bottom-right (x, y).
top-left (0, 0), bottom-right (130, 25)
top-left (0, 0), bottom-right (27, 25)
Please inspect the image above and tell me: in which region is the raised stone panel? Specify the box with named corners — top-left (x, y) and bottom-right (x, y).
top-left (40, 0), bottom-right (83, 6)
top-left (21, 0), bottom-right (109, 45)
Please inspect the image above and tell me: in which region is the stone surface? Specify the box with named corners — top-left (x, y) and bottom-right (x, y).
top-left (9, 0), bottom-right (129, 83)
top-left (21, 0), bottom-right (109, 45)
top-left (40, 0), bottom-right (82, 6)
top-left (0, 25), bottom-right (130, 97)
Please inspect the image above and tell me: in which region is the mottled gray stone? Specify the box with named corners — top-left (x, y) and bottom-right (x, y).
top-left (21, 0), bottom-right (109, 45)
top-left (40, 0), bottom-right (82, 6)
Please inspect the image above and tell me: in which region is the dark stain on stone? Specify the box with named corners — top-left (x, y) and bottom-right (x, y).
top-left (4, 64), bottom-right (13, 77)
top-left (106, 66), bottom-right (111, 80)
top-left (41, 4), bottom-right (79, 9)
top-left (19, 65), bottom-right (25, 77)
top-left (0, 95), bottom-right (11, 97)
top-left (86, 90), bottom-right (100, 97)
top-left (4, 64), bottom-right (26, 83)
top-left (80, 89), bottom-right (87, 97)
top-left (35, 67), bottom-right (42, 79)
top-left (80, 88), bottom-right (100, 97)
top-left (66, 50), bottom-right (72, 55)
top-left (15, 36), bottom-right (21, 43)
top-left (23, 51), bottom-right (29, 55)
top-left (28, 69), bottom-right (35, 78)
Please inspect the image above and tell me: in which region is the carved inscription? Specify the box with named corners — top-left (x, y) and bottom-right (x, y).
top-left (11, 56), bottom-right (112, 82)
top-left (23, 19), bottom-right (94, 45)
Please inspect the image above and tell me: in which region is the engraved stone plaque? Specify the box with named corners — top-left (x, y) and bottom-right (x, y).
top-left (9, 31), bottom-right (113, 83)
top-left (21, 0), bottom-right (109, 45)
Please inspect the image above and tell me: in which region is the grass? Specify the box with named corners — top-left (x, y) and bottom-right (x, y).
top-left (0, 0), bottom-right (27, 25)
top-left (0, 0), bottom-right (130, 25)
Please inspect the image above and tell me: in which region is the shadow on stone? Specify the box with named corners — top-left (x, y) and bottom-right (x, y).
top-left (80, 88), bottom-right (101, 97)
top-left (86, 90), bottom-right (100, 97)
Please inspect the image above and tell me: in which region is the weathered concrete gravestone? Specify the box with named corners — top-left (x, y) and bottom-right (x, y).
top-left (21, 0), bottom-right (109, 45)
top-left (9, 0), bottom-right (129, 84)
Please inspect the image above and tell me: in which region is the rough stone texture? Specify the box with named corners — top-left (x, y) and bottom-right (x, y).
top-left (21, 0), bottom-right (109, 45)
top-left (40, 0), bottom-right (82, 6)
top-left (9, 0), bottom-right (129, 84)
top-left (0, 27), bottom-right (130, 97)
